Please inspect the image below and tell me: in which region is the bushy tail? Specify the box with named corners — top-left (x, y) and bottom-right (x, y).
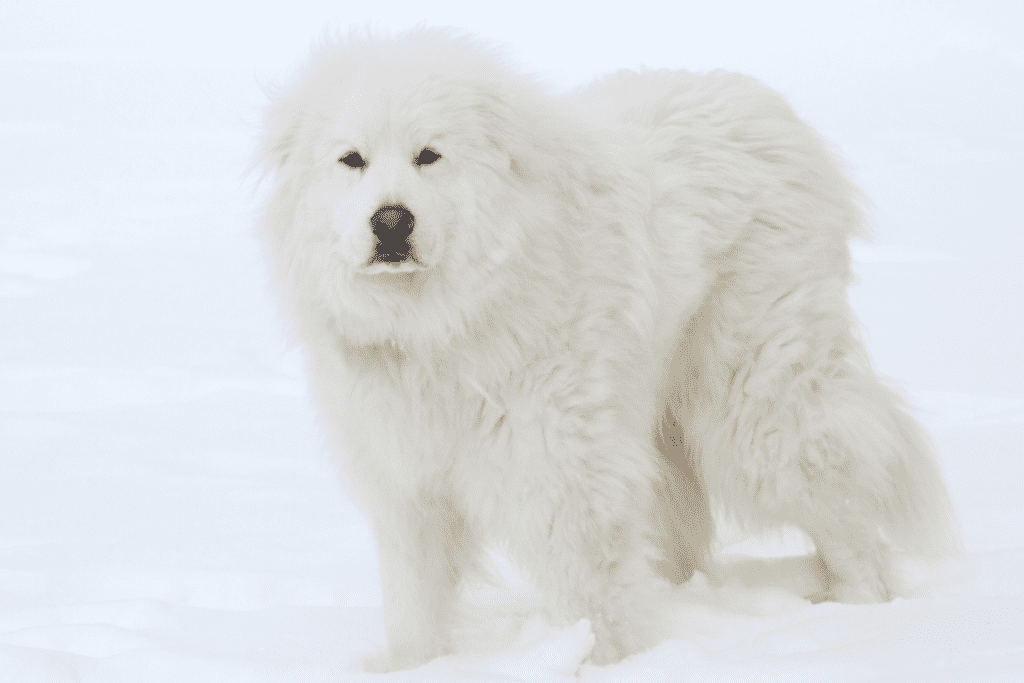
top-left (879, 382), bottom-right (963, 560)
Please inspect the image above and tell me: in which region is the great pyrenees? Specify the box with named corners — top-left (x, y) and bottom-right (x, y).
top-left (258, 29), bottom-right (960, 669)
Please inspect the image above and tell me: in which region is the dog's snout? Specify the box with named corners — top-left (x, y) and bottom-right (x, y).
top-left (371, 205), bottom-right (414, 238)
top-left (370, 205), bottom-right (415, 263)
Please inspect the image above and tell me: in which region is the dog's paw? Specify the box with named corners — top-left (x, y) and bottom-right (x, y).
top-left (357, 646), bottom-right (432, 673)
top-left (482, 616), bottom-right (595, 679)
top-left (356, 648), bottom-right (397, 673)
top-left (829, 580), bottom-right (891, 604)
top-left (814, 553), bottom-right (892, 604)
top-left (358, 640), bottom-right (451, 673)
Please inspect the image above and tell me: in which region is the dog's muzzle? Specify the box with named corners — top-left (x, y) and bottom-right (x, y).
top-left (370, 204), bottom-right (415, 264)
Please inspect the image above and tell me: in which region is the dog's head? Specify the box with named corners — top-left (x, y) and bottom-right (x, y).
top-left (260, 30), bottom-right (570, 350)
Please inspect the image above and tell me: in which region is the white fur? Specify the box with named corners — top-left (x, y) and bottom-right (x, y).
top-left (258, 29), bottom-right (961, 670)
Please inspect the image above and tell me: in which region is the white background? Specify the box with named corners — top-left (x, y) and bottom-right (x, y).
top-left (1, 1), bottom-right (1022, 680)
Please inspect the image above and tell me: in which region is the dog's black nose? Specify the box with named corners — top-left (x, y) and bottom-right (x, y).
top-left (370, 205), bottom-right (415, 263)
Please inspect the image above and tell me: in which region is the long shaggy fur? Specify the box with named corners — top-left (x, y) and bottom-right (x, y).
top-left (258, 29), bottom-right (960, 669)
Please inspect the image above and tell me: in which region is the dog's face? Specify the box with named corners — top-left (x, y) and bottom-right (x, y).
top-left (262, 52), bottom-right (550, 348)
top-left (305, 84), bottom-right (469, 277)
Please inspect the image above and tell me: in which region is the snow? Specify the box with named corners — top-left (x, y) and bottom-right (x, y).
top-left (1, 1), bottom-right (1021, 681)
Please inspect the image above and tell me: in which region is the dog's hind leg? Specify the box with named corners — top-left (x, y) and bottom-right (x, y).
top-left (692, 285), bottom-right (960, 602)
top-left (652, 406), bottom-right (713, 584)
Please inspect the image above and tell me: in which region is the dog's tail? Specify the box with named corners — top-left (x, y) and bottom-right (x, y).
top-left (879, 383), bottom-right (963, 560)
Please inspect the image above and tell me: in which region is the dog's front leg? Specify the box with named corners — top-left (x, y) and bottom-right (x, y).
top-left (499, 416), bottom-right (668, 665)
top-left (365, 495), bottom-right (472, 671)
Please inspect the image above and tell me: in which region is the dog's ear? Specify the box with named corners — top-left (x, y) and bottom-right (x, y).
top-left (260, 97), bottom-right (307, 175)
top-left (471, 87), bottom-right (544, 184)
top-left (482, 93), bottom-right (583, 192)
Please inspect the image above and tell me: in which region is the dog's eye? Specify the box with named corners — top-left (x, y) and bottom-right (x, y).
top-left (339, 151), bottom-right (365, 169)
top-left (414, 148), bottom-right (441, 166)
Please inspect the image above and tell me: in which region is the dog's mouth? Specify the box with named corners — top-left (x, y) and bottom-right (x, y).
top-left (360, 260), bottom-right (425, 275)
top-left (369, 240), bottom-right (414, 266)
top-left (358, 204), bottom-right (435, 277)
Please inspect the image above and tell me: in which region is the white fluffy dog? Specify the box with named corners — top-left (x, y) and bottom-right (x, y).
top-left (258, 29), bottom-right (960, 669)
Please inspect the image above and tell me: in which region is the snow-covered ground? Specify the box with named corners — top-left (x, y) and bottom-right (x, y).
top-left (2, 2), bottom-right (1022, 681)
